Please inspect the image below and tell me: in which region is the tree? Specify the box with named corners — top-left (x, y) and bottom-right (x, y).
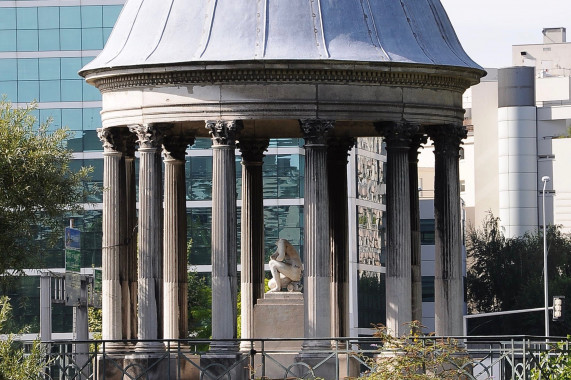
top-left (359, 322), bottom-right (470, 379)
top-left (466, 213), bottom-right (571, 335)
top-left (0, 296), bottom-right (47, 379)
top-left (0, 100), bottom-right (92, 276)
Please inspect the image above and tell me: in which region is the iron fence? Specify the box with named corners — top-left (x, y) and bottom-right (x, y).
top-left (29, 336), bottom-right (570, 380)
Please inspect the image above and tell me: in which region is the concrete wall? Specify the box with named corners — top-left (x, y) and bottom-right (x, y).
top-left (472, 80), bottom-right (500, 228)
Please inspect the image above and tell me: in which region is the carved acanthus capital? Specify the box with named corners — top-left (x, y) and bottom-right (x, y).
top-left (408, 133), bottom-right (429, 162)
top-left (162, 134), bottom-right (195, 162)
top-left (128, 124), bottom-right (168, 151)
top-left (375, 121), bottom-right (419, 149)
top-left (205, 120), bottom-right (243, 147)
top-left (122, 133), bottom-right (137, 158)
top-left (425, 124), bottom-right (467, 157)
top-left (238, 138), bottom-right (269, 163)
top-left (300, 119), bottom-right (335, 145)
top-left (327, 137), bottom-right (356, 163)
top-left (97, 127), bottom-right (123, 154)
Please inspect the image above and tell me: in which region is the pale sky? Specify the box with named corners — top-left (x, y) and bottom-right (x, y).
top-left (439, 0), bottom-right (571, 69)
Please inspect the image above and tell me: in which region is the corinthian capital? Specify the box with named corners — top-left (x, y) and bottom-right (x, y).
top-left (97, 128), bottom-right (123, 154)
top-left (128, 124), bottom-right (167, 151)
top-left (425, 124), bottom-right (467, 157)
top-left (162, 134), bottom-right (195, 161)
top-left (205, 120), bottom-right (243, 147)
top-left (299, 119), bottom-right (335, 145)
top-left (375, 121), bottom-right (419, 149)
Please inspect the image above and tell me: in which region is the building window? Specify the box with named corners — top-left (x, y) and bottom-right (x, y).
top-left (420, 219), bottom-right (435, 245)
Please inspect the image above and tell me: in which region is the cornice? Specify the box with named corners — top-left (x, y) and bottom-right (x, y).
top-left (89, 65), bottom-right (479, 94)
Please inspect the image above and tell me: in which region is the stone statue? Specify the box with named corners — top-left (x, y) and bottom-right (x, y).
top-left (267, 239), bottom-right (303, 292)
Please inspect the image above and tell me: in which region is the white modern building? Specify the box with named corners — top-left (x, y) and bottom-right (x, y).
top-left (422, 27), bottom-right (571, 237)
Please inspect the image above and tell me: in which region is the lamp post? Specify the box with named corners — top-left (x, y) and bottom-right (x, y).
top-left (542, 175), bottom-right (550, 337)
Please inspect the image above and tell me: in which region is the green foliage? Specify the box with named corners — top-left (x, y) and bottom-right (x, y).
top-left (0, 100), bottom-right (92, 276)
top-left (467, 213), bottom-right (571, 335)
top-left (359, 322), bottom-right (470, 379)
top-left (0, 296), bottom-right (48, 379)
top-left (531, 337), bottom-right (571, 379)
top-left (187, 270), bottom-right (212, 338)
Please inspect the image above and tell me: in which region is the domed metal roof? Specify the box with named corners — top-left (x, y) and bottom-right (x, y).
top-left (81, 0), bottom-right (481, 74)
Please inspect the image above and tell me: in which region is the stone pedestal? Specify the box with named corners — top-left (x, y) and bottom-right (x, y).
top-left (253, 292), bottom-right (303, 379)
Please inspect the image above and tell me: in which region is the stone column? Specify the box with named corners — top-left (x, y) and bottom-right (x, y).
top-left (163, 134), bottom-right (195, 340)
top-left (117, 133), bottom-right (130, 342)
top-left (237, 138), bottom-right (269, 348)
top-left (300, 119), bottom-right (334, 348)
top-left (129, 124), bottom-right (166, 351)
top-left (98, 128), bottom-right (125, 346)
top-left (409, 134), bottom-right (427, 326)
top-left (206, 120), bottom-right (242, 353)
top-left (426, 124), bottom-right (466, 337)
top-left (375, 122), bottom-right (417, 337)
top-left (124, 136), bottom-right (138, 340)
top-left (328, 137), bottom-right (354, 338)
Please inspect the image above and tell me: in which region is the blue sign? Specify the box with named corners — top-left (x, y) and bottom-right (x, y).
top-left (65, 227), bottom-right (81, 250)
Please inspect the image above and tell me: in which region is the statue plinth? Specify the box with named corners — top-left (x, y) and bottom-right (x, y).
top-left (254, 292), bottom-right (303, 348)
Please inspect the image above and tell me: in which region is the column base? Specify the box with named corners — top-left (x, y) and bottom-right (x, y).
top-left (200, 351), bottom-right (249, 380)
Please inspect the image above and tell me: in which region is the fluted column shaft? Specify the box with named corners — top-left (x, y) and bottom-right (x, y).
top-left (427, 125), bottom-right (466, 336)
top-left (130, 124), bottom-right (165, 349)
top-left (409, 134), bottom-right (427, 325)
top-left (300, 120), bottom-right (334, 345)
top-left (328, 138), bottom-right (354, 338)
top-left (376, 122), bottom-right (417, 337)
top-left (124, 142), bottom-right (138, 340)
top-left (163, 135), bottom-right (194, 340)
top-left (238, 138), bottom-right (269, 346)
top-left (98, 128), bottom-right (124, 343)
top-left (207, 120), bottom-right (242, 351)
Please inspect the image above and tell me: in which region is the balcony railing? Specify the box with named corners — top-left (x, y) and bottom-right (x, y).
top-left (32, 336), bottom-right (569, 379)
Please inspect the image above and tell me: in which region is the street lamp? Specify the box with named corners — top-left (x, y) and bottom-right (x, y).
top-left (542, 175), bottom-right (550, 337)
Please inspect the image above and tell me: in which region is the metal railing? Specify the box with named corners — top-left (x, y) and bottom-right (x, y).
top-left (31, 336), bottom-right (570, 380)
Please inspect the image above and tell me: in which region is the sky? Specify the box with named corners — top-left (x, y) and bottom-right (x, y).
top-left (439, 0), bottom-right (571, 69)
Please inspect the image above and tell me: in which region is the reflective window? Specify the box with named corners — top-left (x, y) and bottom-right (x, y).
top-left (82, 28), bottom-right (103, 50)
top-left (82, 81), bottom-right (101, 101)
top-left (0, 8), bottom-right (16, 29)
top-left (422, 276), bottom-right (435, 302)
top-left (38, 7), bottom-right (59, 29)
top-left (61, 80), bottom-right (82, 101)
top-left (61, 108), bottom-right (83, 129)
top-left (16, 29), bottom-right (38, 51)
top-left (358, 271), bottom-right (386, 328)
top-left (0, 59), bottom-right (17, 80)
top-left (17, 7), bottom-right (38, 30)
top-left (82, 108), bottom-right (101, 130)
top-left (39, 80), bottom-right (60, 102)
top-left (39, 58), bottom-right (60, 80)
top-left (60, 28), bottom-right (81, 50)
top-left (18, 58), bottom-right (38, 80)
top-left (1, 81), bottom-right (17, 100)
top-left (187, 208), bottom-right (212, 265)
top-left (103, 6), bottom-right (122, 28)
top-left (39, 29), bottom-right (59, 50)
top-left (18, 81), bottom-right (39, 102)
top-left (0, 30), bottom-right (16, 51)
top-left (81, 6), bottom-right (102, 28)
top-left (61, 57), bottom-right (82, 79)
top-left (60, 7), bottom-right (81, 28)
top-left (420, 219), bottom-right (435, 245)
top-left (358, 206), bottom-right (384, 266)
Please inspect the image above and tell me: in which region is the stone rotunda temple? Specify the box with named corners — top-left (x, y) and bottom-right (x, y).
top-left (80, 0), bottom-right (484, 359)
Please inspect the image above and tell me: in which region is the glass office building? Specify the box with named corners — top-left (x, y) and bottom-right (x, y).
top-left (0, 0), bottom-right (391, 337)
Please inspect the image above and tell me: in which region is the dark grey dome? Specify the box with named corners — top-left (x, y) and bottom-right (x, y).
top-left (81, 0), bottom-right (482, 74)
